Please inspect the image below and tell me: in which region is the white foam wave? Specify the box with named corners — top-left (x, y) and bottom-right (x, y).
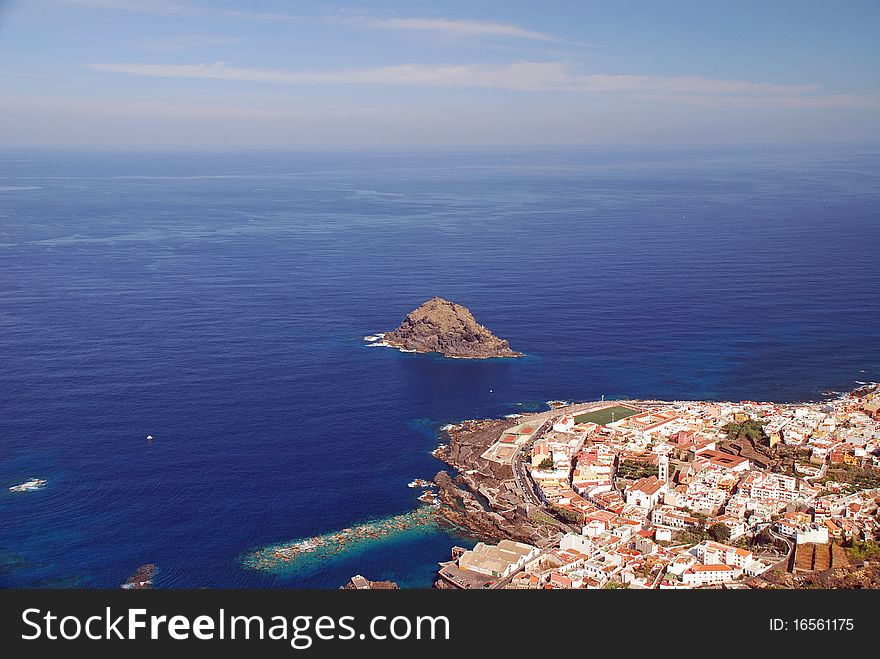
top-left (9, 477), bottom-right (47, 492)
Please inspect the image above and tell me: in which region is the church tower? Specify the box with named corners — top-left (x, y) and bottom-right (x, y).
top-left (658, 454), bottom-right (669, 485)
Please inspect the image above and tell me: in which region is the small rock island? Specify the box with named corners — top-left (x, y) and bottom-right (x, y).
top-left (382, 297), bottom-right (523, 359)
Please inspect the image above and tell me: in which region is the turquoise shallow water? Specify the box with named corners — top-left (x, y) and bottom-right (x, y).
top-left (0, 146), bottom-right (878, 588)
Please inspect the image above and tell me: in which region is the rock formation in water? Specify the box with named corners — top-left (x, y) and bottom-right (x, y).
top-left (383, 297), bottom-right (523, 359)
top-left (341, 575), bottom-right (399, 589)
top-left (121, 564), bottom-right (156, 589)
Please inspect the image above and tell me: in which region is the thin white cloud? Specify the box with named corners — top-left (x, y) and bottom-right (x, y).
top-left (0, 94), bottom-right (407, 120)
top-left (58, 0), bottom-right (300, 21)
top-left (89, 61), bottom-right (568, 90)
top-left (59, 0), bottom-right (192, 14)
top-left (61, 3), bottom-right (571, 43)
top-left (353, 16), bottom-right (566, 44)
top-left (574, 74), bottom-right (818, 96)
top-left (142, 35), bottom-right (249, 52)
top-left (640, 93), bottom-right (879, 109)
top-left (88, 60), bottom-right (825, 98)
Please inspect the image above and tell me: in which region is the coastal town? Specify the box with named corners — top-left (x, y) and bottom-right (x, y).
top-left (433, 384), bottom-right (880, 589)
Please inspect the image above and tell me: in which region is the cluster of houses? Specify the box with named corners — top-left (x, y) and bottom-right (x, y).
top-left (763, 390), bottom-right (880, 470)
top-left (449, 388), bottom-right (880, 589)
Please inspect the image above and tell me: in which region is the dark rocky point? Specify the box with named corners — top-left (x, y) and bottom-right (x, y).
top-left (341, 575), bottom-right (399, 589)
top-left (384, 297), bottom-right (522, 359)
top-left (122, 564), bottom-right (156, 589)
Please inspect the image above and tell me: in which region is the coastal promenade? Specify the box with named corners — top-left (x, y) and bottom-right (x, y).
top-left (512, 423), bottom-right (546, 506)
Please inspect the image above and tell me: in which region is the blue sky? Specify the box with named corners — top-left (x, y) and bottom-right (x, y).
top-left (1, 0), bottom-right (878, 148)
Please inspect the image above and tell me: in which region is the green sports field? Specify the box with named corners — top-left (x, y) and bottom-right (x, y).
top-left (574, 405), bottom-right (639, 426)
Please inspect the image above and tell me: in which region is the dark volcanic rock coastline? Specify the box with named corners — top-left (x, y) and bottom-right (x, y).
top-left (433, 419), bottom-right (566, 550)
top-left (341, 576), bottom-right (399, 590)
top-left (383, 297), bottom-right (523, 359)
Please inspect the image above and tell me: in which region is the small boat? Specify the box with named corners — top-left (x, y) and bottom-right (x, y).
top-left (9, 478), bottom-right (47, 493)
top-left (146, 435), bottom-right (153, 441)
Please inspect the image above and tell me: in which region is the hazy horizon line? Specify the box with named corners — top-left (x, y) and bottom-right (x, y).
top-left (3, 140), bottom-right (879, 154)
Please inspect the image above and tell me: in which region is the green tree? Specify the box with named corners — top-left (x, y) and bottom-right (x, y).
top-left (550, 505), bottom-right (583, 524)
top-left (538, 457), bottom-right (554, 470)
top-left (753, 527), bottom-right (775, 546)
top-left (707, 523), bottom-right (731, 543)
top-left (617, 459), bottom-right (658, 480)
top-left (722, 419), bottom-right (769, 445)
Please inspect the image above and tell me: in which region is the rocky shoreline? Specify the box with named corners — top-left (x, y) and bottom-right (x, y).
top-left (341, 575), bottom-right (399, 590)
top-left (432, 418), bottom-right (566, 553)
top-left (429, 388), bottom-right (880, 590)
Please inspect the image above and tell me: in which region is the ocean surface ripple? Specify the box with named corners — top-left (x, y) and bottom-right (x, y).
top-left (1, 146), bottom-right (878, 588)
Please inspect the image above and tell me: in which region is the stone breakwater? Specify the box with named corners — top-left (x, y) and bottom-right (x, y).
top-left (243, 507), bottom-right (439, 574)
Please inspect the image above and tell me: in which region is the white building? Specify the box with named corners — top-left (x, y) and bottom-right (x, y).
top-left (560, 532), bottom-right (594, 553)
top-left (739, 472), bottom-right (799, 503)
top-left (796, 524), bottom-right (830, 545)
top-left (655, 528), bottom-right (673, 542)
top-left (652, 506), bottom-right (700, 530)
top-left (625, 475), bottom-right (666, 510)
top-left (458, 540), bottom-right (540, 578)
top-left (691, 540), bottom-right (754, 569)
top-left (679, 564), bottom-right (741, 586)
top-left (553, 415), bottom-right (575, 433)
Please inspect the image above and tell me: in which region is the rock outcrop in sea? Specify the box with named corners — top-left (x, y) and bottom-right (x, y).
top-left (121, 564), bottom-right (156, 589)
top-left (341, 575), bottom-right (399, 590)
top-left (383, 297), bottom-right (522, 359)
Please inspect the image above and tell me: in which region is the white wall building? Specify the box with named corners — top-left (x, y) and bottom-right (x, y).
top-left (679, 564), bottom-right (741, 586)
top-left (625, 476), bottom-right (666, 510)
top-left (458, 540), bottom-right (540, 578)
top-left (796, 524), bottom-right (830, 545)
top-left (553, 415), bottom-right (575, 433)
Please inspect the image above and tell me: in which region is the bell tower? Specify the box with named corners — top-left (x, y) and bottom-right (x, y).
top-left (658, 454), bottom-right (669, 484)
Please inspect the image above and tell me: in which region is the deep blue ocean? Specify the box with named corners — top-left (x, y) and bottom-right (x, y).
top-left (1, 146), bottom-right (878, 588)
